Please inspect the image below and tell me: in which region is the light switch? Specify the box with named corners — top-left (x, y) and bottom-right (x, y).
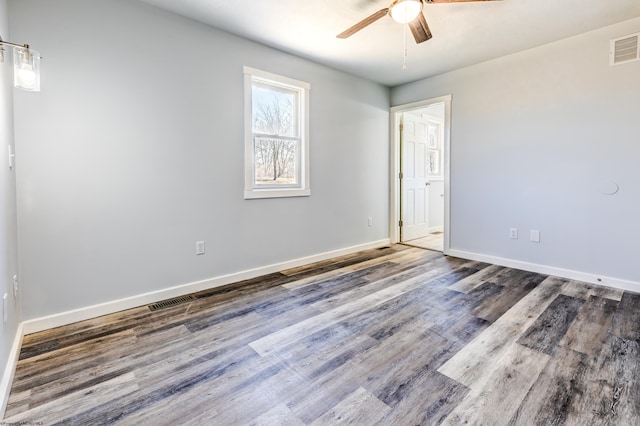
top-left (195, 241), bottom-right (205, 255)
top-left (530, 230), bottom-right (540, 243)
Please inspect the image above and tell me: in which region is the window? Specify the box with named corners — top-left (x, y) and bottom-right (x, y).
top-left (427, 120), bottom-right (443, 180)
top-left (244, 66), bottom-right (310, 199)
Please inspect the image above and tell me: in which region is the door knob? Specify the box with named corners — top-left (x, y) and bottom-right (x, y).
top-left (425, 182), bottom-right (431, 186)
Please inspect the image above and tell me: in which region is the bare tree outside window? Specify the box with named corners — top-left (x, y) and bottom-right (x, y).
top-left (253, 89), bottom-right (299, 185)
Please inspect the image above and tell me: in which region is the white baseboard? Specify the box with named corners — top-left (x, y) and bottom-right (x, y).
top-left (22, 239), bottom-right (391, 335)
top-left (447, 249), bottom-right (640, 294)
top-left (1, 322), bottom-right (24, 419)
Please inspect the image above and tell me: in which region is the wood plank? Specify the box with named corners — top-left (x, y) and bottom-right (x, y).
top-left (249, 264), bottom-right (480, 356)
top-left (430, 313), bottom-right (490, 349)
top-left (19, 310), bottom-right (149, 361)
top-left (611, 291), bottom-right (640, 341)
top-left (257, 259), bottom-right (427, 320)
top-left (19, 305), bottom-right (149, 347)
top-left (509, 346), bottom-right (590, 425)
top-left (561, 279), bottom-right (624, 302)
top-left (450, 267), bottom-right (546, 296)
top-left (437, 276), bottom-right (565, 387)
top-left (310, 387), bottom-right (391, 425)
top-left (66, 345), bottom-right (262, 424)
top-left (564, 334), bottom-right (640, 425)
top-left (11, 312), bottom-right (269, 415)
top-left (425, 282), bottom-right (502, 345)
top-left (250, 403), bottom-right (305, 426)
top-left (354, 292), bottom-right (437, 342)
top-left (354, 327), bottom-right (454, 405)
top-left (428, 281), bottom-right (505, 319)
top-left (4, 373), bottom-right (139, 425)
top-left (3, 389), bottom-right (30, 419)
top-left (516, 294), bottom-right (584, 355)
top-left (268, 326), bottom-right (379, 381)
top-left (140, 358), bottom-right (303, 426)
top-left (472, 280), bottom-right (538, 323)
top-left (442, 344), bottom-right (550, 425)
top-left (446, 264), bottom-right (504, 294)
top-left (283, 247), bottom-right (435, 290)
top-left (284, 358), bottom-right (370, 424)
top-left (280, 245), bottom-right (410, 281)
top-left (560, 295), bottom-right (617, 356)
top-left (376, 369), bottom-right (469, 425)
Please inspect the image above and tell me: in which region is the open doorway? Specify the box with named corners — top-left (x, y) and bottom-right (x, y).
top-left (390, 95), bottom-right (451, 253)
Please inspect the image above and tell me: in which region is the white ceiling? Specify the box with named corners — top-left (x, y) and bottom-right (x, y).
top-left (140, 0), bottom-right (640, 87)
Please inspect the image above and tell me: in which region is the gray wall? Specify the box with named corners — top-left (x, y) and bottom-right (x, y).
top-left (0, 0), bottom-right (20, 409)
top-left (9, 0), bottom-right (390, 320)
top-left (392, 17), bottom-right (640, 283)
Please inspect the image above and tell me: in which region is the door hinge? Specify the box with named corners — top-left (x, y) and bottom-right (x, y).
top-left (399, 172), bottom-right (403, 179)
top-left (399, 220), bottom-right (403, 227)
top-left (399, 124), bottom-right (404, 132)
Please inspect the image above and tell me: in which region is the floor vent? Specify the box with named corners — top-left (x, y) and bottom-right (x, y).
top-left (148, 295), bottom-right (196, 311)
top-left (610, 33), bottom-right (639, 66)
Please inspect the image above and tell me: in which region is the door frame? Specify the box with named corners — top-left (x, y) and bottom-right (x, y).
top-left (389, 95), bottom-right (452, 253)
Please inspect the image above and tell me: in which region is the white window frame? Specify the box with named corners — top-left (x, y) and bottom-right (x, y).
top-left (424, 114), bottom-right (444, 181)
top-left (244, 66), bottom-right (310, 199)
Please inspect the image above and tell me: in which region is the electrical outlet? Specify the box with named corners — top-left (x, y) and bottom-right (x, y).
top-left (368, 217), bottom-right (373, 227)
top-left (530, 230), bottom-right (540, 243)
top-left (13, 274), bottom-right (18, 299)
top-left (195, 241), bottom-right (205, 255)
top-left (509, 228), bottom-right (518, 239)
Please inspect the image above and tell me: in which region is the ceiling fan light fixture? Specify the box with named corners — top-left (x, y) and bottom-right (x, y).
top-left (390, 0), bottom-right (422, 24)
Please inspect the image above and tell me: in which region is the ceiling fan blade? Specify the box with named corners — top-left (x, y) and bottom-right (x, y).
top-left (337, 8), bottom-right (389, 39)
top-left (423, 0), bottom-right (502, 3)
top-left (408, 12), bottom-right (433, 44)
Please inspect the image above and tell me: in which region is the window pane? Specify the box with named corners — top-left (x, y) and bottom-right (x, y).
top-left (252, 83), bottom-right (298, 137)
top-left (428, 149), bottom-right (439, 174)
top-left (254, 137), bottom-right (298, 186)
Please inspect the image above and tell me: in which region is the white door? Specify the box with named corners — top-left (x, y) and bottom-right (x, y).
top-left (401, 114), bottom-right (430, 241)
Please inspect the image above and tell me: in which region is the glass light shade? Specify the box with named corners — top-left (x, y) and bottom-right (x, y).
top-left (390, 0), bottom-right (422, 24)
top-left (13, 46), bottom-right (40, 92)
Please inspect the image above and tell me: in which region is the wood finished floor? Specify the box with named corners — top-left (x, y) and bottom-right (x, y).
top-left (4, 245), bottom-right (640, 425)
top-left (403, 232), bottom-right (444, 252)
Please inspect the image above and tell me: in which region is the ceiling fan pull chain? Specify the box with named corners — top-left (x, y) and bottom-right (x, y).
top-left (403, 23), bottom-right (408, 70)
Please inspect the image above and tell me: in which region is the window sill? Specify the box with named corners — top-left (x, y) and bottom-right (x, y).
top-left (244, 188), bottom-right (311, 200)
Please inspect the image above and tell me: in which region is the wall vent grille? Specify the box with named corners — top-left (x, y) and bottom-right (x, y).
top-left (148, 294), bottom-right (197, 311)
top-left (610, 33), bottom-right (639, 66)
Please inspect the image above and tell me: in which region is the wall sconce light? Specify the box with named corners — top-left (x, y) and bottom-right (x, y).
top-left (0, 37), bottom-right (41, 92)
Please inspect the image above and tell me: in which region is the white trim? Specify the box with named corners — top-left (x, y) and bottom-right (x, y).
top-left (448, 249), bottom-right (640, 294)
top-left (22, 239), bottom-right (391, 335)
top-left (390, 95), bottom-right (452, 253)
top-left (1, 322), bottom-right (24, 419)
top-left (389, 112), bottom-right (401, 243)
top-left (244, 188), bottom-right (310, 200)
top-left (243, 66), bottom-right (310, 91)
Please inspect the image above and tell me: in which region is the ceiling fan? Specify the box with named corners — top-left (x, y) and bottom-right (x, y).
top-left (337, 0), bottom-right (500, 44)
